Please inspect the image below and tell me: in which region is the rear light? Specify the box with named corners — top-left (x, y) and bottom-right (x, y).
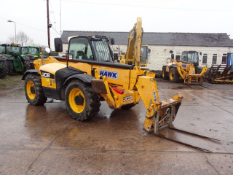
top-left (110, 86), bottom-right (124, 95)
top-left (7, 55), bottom-right (10, 57)
top-left (0, 55), bottom-right (2, 57)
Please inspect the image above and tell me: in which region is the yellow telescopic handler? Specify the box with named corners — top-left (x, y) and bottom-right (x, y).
top-left (22, 18), bottom-right (219, 152)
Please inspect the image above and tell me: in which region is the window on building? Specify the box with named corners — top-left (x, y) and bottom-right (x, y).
top-left (202, 54), bottom-right (207, 64)
top-left (222, 54), bottom-right (227, 64)
top-left (212, 54), bottom-right (217, 64)
top-left (176, 55), bottom-right (180, 61)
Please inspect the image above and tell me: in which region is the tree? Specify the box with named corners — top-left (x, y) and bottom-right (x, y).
top-left (8, 31), bottom-right (34, 46)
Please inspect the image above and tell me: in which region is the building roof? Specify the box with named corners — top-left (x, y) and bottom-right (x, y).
top-left (61, 31), bottom-right (233, 47)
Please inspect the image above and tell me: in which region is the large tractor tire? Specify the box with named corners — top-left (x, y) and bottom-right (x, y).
top-left (7, 60), bottom-right (14, 75)
top-left (0, 61), bottom-right (8, 78)
top-left (121, 103), bottom-right (136, 110)
top-left (169, 68), bottom-right (179, 83)
top-left (65, 80), bottom-right (101, 121)
top-left (162, 67), bottom-right (169, 79)
top-left (23, 60), bottom-right (30, 73)
top-left (25, 74), bottom-right (47, 105)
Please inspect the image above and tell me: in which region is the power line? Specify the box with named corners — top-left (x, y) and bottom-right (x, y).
top-left (0, 16), bottom-right (57, 35)
top-left (60, 0), bottom-right (233, 12)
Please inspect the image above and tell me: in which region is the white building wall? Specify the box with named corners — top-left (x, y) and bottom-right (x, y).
top-left (63, 43), bottom-right (233, 70)
top-left (113, 45), bottom-right (233, 70)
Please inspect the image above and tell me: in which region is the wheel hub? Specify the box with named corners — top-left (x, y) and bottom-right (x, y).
top-left (75, 95), bottom-right (84, 105)
top-left (30, 86), bottom-right (35, 94)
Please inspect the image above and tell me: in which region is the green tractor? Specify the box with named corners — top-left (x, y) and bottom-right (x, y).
top-left (0, 44), bottom-right (31, 75)
top-left (21, 46), bottom-right (42, 59)
top-left (21, 46), bottom-right (42, 69)
top-left (0, 45), bottom-right (8, 78)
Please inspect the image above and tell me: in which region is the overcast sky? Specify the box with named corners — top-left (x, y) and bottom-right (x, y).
top-left (1, 0), bottom-right (233, 49)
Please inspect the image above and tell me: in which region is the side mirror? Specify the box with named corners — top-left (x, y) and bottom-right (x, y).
top-left (45, 47), bottom-right (51, 54)
top-left (54, 38), bottom-right (63, 52)
top-left (111, 38), bottom-right (115, 45)
top-left (171, 54), bottom-right (174, 60)
top-left (148, 49), bottom-right (151, 53)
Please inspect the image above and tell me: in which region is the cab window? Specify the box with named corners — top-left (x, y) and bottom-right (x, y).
top-left (181, 52), bottom-right (187, 62)
top-left (29, 48), bottom-right (39, 55)
top-left (21, 48), bottom-right (28, 55)
top-left (69, 37), bottom-right (93, 60)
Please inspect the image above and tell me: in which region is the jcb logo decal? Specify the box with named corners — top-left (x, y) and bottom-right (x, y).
top-left (123, 96), bottom-right (133, 102)
top-left (42, 72), bottom-right (51, 78)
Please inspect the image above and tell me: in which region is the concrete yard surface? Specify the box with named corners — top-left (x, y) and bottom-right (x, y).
top-left (0, 75), bottom-right (233, 175)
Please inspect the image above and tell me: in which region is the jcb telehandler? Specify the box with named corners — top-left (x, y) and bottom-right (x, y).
top-left (22, 18), bottom-right (182, 135)
top-left (162, 51), bottom-right (208, 85)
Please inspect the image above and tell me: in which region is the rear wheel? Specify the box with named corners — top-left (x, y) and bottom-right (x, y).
top-left (0, 61), bottom-right (8, 78)
top-left (7, 60), bottom-right (14, 75)
top-left (25, 74), bottom-right (47, 105)
top-left (65, 80), bottom-right (101, 121)
top-left (169, 68), bottom-right (179, 82)
top-left (162, 67), bottom-right (168, 79)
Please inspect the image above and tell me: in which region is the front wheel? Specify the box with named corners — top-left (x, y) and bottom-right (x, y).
top-left (65, 80), bottom-right (101, 121)
top-left (169, 68), bottom-right (179, 82)
top-left (25, 74), bottom-right (47, 105)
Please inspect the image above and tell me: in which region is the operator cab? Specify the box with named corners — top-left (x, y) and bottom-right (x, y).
top-left (67, 35), bottom-right (114, 62)
top-left (140, 45), bottom-right (151, 66)
top-left (180, 51), bottom-right (199, 66)
top-left (6, 44), bottom-right (21, 57)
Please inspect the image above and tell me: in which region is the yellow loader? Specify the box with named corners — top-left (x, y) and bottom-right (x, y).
top-left (162, 51), bottom-right (208, 85)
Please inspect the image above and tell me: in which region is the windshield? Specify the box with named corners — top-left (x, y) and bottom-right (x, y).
top-left (181, 52), bottom-right (198, 63)
top-left (0, 45), bottom-right (5, 54)
top-left (91, 39), bottom-right (111, 62)
top-left (141, 46), bottom-right (147, 63)
top-left (187, 52), bottom-right (198, 63)
top-left (6, 46), bottom-right (20, 55)
top-left (21, 47), bottom-right (28, 55)
top-left (29, 47), bottom-right (39, 55)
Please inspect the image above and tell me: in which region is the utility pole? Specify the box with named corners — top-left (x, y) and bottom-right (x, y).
top-left (60, 0), bottom-right (62, 36)
top-left (47, 0), bottom-right (51, 48)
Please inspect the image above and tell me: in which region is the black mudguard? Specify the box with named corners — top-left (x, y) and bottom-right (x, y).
top-left (22, 69), bottom-right (39, 80)
top-left (64, 74), bottom-right (95, 85)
